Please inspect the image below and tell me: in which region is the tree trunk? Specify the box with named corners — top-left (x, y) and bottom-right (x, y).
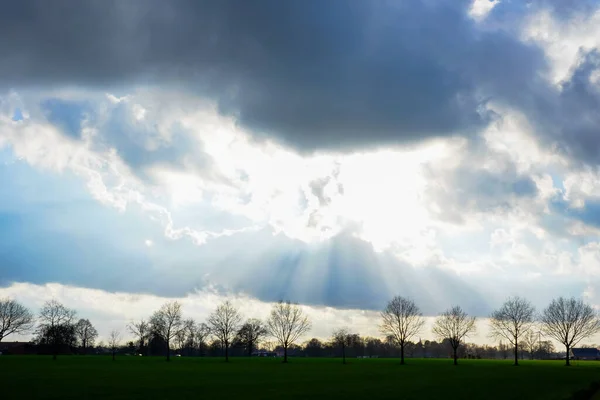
top-left (248, 340), bottom-right (253, 357)
top-left (514, 340), bottom-right (518, 366)
top-left (225, 341), bottom-right (229, 362)
top-left (453, 347), bottom-right (458, 365)
top-left (400, 343), bottom-right (405, 365)
top-left (342, 346), bottom-right (346, 364)
top-left (53, 337), bottom-right (58, 361)
top-left (565, 345), bottom-right (570, 366)
top-left (283, 345), bottom-right (288, 363)
top-left (166, 339), bottom-right (170, 362)
top-left (112, 351), bottom-right (115, 361)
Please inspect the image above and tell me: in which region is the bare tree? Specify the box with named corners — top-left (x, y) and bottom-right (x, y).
top-left (38, 300), bottom-right (77, 360)
top-left (236, 318), bottom-right (268, 357)
top-left (267, 300), bottom-right (311, 363)
top-left (207, 300), bottom-right (242, 362)
top-left (74, 318), bottom-right (98, 354)
top-left (182, 319), bottom-right (196, 355)
top-left (332, 327), bottom-right (352, 364)
top-left (127, 319), bottom-right (149, 355)
top-left (380, 296), bottom-right (424, 365)
top-left (432, 306), bottom-right (476, 365)
top-left (195, 322), bottom-right (211, 356)
top-left (521, 330), bottom-right (539, 360)
top-left (149, 301), bottom-right (184, 361)
top-left (175, 329), bottom-right (187, 353)
top-left (0, 298), bottom-right (35, 342)
top-left (489, 296), bottom-right (535, 366)
top-left (262, 340), bottom-right (275, 352)
top-left (108, 330), bottom-right (121, 361)
top-left (540, 297), bottom-right (600, 366)
top-left (498, 341), bottom-right (509, 359)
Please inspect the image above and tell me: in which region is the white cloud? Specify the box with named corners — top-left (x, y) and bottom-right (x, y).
top-left (2, 88), bottom-right (469, 254)
top-left (3, 85), bottom-right (600, 316)
top-left (563, 169), bottom-right (600, 208)
top-left (469, 0), bottom-right (499, 22)
top-left (522, 6), bottom-right (600, 85)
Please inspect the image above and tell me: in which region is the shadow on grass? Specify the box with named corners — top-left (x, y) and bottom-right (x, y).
top-left (568, 381), bottom-right (600, 400)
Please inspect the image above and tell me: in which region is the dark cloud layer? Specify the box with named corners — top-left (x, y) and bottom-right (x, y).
top-left (3, 0), bottom-right (600, 166)
top-left (2, 0), bottom-right (545, 153)
top-left (533, 51), bottom-right (600, 165)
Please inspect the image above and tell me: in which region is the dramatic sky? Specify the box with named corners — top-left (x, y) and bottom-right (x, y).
top-left (2, 0), bottom-right (600, 344)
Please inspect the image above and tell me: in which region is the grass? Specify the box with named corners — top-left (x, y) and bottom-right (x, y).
top-left (1, 356), bottom-right (600, 399)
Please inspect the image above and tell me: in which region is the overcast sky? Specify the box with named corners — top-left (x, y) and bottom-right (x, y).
top-left (1, 0), bottom-right (600, 344)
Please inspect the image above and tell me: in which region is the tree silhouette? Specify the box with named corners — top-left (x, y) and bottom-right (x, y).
top-left (108, 330), bottom-right (121, 361)
top-left (127, 319), bottom-right (149, 355)
top-left (432, 306), bottom-right (476, 365)
top-left (0, 298), bottom-right (34, 342)
top-left (267, 301), bottom-right (311, 363)
top-left (236, 319), bottom-right (267, 357)
top-left (150, 301), bottom-right (184, 361)
top-left (521, 330), bottom-right (539, 360)
top-left (540, 297), bottom-right (600, 366)
top-left (37, 300), bottom-right (76, 360)
top-left (195, 323), bottom-right (211, 356)
top-left (380, 296), bottom-right (424, 365)
top-left (489, 296), bottom-right (535, 366)
top-left (74, 319), bottom-right (98, 354)
top-left (208, 301), bottom-right (242, 362)
top-left (332, 327), bottom-right (352, 364)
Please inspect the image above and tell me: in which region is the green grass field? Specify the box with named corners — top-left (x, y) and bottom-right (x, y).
top-left (1, 356), bottom-right (599, 399)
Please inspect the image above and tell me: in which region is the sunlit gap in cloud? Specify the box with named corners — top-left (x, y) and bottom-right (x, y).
top-left (0, 87), bottom-right (491, 314)
top-left (114, 86), bottom-right (459, 257)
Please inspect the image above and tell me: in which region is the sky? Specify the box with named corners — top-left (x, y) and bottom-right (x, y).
top-left (1, 0), bottom-right (600, 345)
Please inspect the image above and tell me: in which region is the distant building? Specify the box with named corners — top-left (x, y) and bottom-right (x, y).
top-left (571, 348), bottom-right (600, 360)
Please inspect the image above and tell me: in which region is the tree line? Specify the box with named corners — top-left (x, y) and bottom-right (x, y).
top-left (1, 295), bottom-right (599, 366)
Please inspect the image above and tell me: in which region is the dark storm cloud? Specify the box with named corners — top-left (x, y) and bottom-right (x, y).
top-left (531, 51), bottom-right (600, 165)
top-left (485, 1), bottom-right (600, 165)
top-left (1, 0), bottom-right (548, 153)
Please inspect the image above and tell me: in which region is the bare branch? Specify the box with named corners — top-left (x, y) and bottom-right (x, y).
top-left (432, 305), bottom-right (476, 365)
top-left (0, 298), bottom-right (35, 342)
top-left (37, 300), bottom-right (77, 360)
top-left (74, 318), bottom-right (98, 352)
top-left (128, 319), bottom-right (149, 352)
top-left (149, 301), bottom-right (184, 361)
top-left (540, 297), bottom-right (600, 366)
top-left (380, 296), bottom-right (424, 364)
top-left (207, 300), bottom-right (242, 362)
top-left (108, 329), bottom-right (121, 361)
top-left (38, 299), bottom-right (76, 328)
top-left (236, 318), bottom-right (267, 356)
top-left (489, 296), bottom-right (535, 366)
top-left (267, 300), bottom-right (311, 363)
top-left (331, 327), bottom-right (352, 364)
